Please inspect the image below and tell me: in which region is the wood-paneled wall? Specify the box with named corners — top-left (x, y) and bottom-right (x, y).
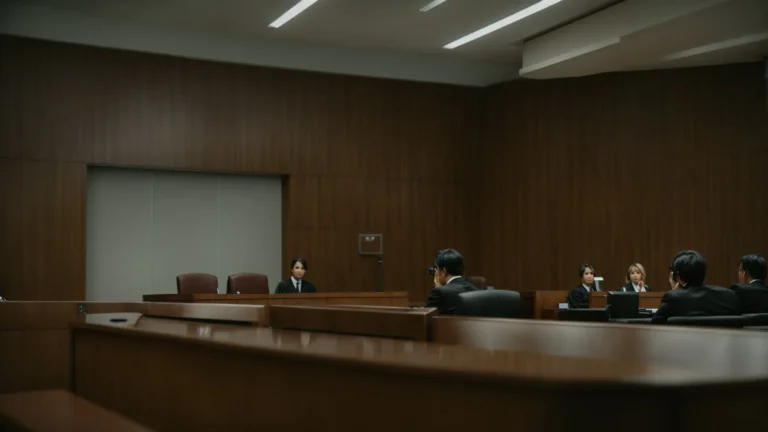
top-left (474, 63), bottom-right (768, 292)
top-left (0, 35), bottom-right (478, 302)
top-left (2, 35), bottom-right (766, 302)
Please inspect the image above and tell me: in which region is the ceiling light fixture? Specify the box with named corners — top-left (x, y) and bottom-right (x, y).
top-left (420, 0), bottom-right (448, 12)
top-left (444, 0), bottom-right (562, 49)
top-left (268, 0), bottom-right (319, 29)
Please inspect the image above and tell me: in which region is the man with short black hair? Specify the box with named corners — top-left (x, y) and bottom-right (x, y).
top-left (425, 249), bottom-right (478, 314)
top-left (652, 250), bottom-right (740, 323)
top-left (731, 254), bottom-right (768, 313)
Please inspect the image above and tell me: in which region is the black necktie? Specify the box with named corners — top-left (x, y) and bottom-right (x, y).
top-left (296, 281), bottom-right (301, 293)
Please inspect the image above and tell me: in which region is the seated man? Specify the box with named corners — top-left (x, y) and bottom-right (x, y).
top-left (425, 249), bottom-right (478, 314)
top-left (731, 254), bottom-right (768, 314)
top-left (652, 250), bottom-right (740, 323)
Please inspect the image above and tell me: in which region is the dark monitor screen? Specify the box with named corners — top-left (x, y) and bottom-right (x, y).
top-left (607, 292), bottom-right (639, 318)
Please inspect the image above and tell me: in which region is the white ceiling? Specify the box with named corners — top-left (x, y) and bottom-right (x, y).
top-left (1, 0), bottom-right (766, 85)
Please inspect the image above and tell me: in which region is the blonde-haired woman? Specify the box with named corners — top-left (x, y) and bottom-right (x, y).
top-left (622, 263), bottom-right (651, 292)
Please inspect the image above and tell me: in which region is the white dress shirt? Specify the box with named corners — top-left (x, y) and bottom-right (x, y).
top-left (632, 282), bottom-right (646, 292)
top-left (291, 276), bottom-right (302, 292)
top-left (446, 276), bottom-right (461, 285)
top-left (582, 284), bottom-right (591, 293)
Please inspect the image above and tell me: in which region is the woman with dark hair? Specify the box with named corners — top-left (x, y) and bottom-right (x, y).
top-left (567, 264), bottom-right (597, 309)
top-left (275, 257), bottom-right (317, 294)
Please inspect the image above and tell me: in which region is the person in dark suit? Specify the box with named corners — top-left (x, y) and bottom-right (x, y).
top-left (275, 257), bottom-right (317, 294)
top-left (425, 249), bottom-right (478, 314)
top-left (730, 254), bottom-right (768, 314)
top-left (567, 264), bottom-right (597, 309)
top-left (621, 263), bottom-right (651, 292)
top-left (652, 250), bottom-right (740, 323)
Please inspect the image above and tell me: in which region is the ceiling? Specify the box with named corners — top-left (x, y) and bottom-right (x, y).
top-left (1, 0), bottom-right (766, 86)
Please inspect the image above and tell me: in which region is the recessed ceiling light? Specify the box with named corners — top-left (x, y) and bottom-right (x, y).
top-left (444, 0), bottom-right (562, 49)
top-left (420, 0), bottom-right (448, 12)
top-left (269, 0), bottom-right (319, 29)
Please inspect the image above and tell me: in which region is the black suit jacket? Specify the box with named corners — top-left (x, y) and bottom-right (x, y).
top-left (425, 277), bottom-right (478, 314)
top-left (275, 279), bottom-right (317, 294)
top-left (621, 282), bottom-right (652, 292)
top-left (652, 285), bottom-right (740, 323)
top-left (567, 285), bottom-right (596, 309)
top-left (730, 280), bottom-right (768, 314)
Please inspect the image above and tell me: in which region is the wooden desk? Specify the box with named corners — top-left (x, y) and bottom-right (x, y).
top-left (0, 301), bottom-right (265, 393)
top-left (71, 314), bottom-right (768, 430)
top-left (520, 290), bottom-right (569, 319)
top-left (0, 390), bottom-right (152, 431)
top-left (143, 291), bottom-right (408, 306)
top-left (431, 316), bottom-right (768, 375)
top-left (143, 292), bottom-right (409, 324)
top-left (270, 305), bottom-right (436, 340)
top-left (589, 292), bottom-right (664, 308)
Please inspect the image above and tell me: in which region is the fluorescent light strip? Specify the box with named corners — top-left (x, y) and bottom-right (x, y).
top-left (444, 0), bottom-right (562, 49)
top-left (420, 0), bottom-right (448, 12)
top-left (268, 0), bottom-right (319, 28)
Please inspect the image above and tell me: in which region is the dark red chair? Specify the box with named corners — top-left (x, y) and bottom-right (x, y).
top-left (176, 273), bottom-right (218, 294)
top-left (226, 273), bottom-right (269, 294)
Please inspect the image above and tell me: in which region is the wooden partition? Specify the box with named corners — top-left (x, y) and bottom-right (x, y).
top-left (143, 291), bottom-right (409, 324)
top-left (0, 302), bottom-right (148, 393)
top-left (431, 316), bottom-right (768, 374)
top-left (0, 301), bottom-right (265, 394)
top-left (72, 316), bottom-right (768, 430)
top-left (589, 291), bottom-right (664, 308)
top-left (0, 390), bottom-right (153, 431)
top-left (270, 305), bottom-right (436, 340)
top-left (520, 291), bottom-right (568, 319)
top-left (143, 291), bottom-right (408, 306)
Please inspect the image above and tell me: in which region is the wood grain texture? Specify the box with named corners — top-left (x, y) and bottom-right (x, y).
top-left (474, 63), bottom-right (768, 293)
top-left (71, 318), bottom-right (768, 430)
top-left (0, 390), bottom-right (153, 431)
top-left (2, 35), bottom-right (766, 302)
top-left (0, 35), bottom-right (477, 302)
top-left (269, 304), bottom-right (435, 340)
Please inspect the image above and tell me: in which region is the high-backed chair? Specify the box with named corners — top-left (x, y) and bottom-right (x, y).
top-left (454, 290), bottom-right (521, 318)
top-left (227, 273), bottom-right (269, 294)
top-left (176, 273), bottom-right (218, 295)
top-left (467, 276), bottom-right (487, 290)
top-left (665, 315), bottom-right (747, 328)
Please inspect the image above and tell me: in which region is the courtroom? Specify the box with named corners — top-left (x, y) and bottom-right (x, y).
top-left (1, 0), bottom-right (768, 430)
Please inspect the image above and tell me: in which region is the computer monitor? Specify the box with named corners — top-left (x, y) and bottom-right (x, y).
top-left (607, 292), bottom-right (639, 318)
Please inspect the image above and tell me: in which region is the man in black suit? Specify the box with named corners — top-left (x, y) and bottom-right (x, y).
top-left (731, 254), bottom-right (768, 313)
top-left (652, 250), bottom-right (740, 323)
top-left (425, 249), bottom-right (478, 314)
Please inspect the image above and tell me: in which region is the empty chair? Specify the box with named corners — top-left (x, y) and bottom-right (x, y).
top-left (557, 308), bottom-right (609, 322)
top-left (227, 273), bottom-right (269, 294)
top-left (665, 315), bottom-right (747, 328)
top-left (454, 290), bottom-right (521, 318)
top-left (466, 276), bottom-right (487, 290)
top-left (176, 273), bottom-right (218, 294)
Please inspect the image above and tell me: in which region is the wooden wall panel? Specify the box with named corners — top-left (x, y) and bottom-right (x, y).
top-left (21, 161), bottom-right (86, 300)
top-left (0, 159), bottom-right (23, 299)
top-left (474, 64), bottom-right (768, 293)
top-left (0, 35), bottom-right (477, 302)
top-left (3, 34), bottom-right (765, 302)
